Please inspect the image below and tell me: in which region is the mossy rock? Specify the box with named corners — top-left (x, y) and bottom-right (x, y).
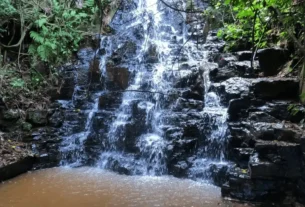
top-left (3, 109), bottom-right (21, 120)
top-left (26, 110), bottom-right (48, 126)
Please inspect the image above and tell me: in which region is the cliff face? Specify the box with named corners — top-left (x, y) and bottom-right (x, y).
top-left (203, 31), bottom-right (305, 204)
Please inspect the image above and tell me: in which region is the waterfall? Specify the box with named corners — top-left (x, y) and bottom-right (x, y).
top-left (59, 0), bottom-right (228, 181)
top-left (188, 49), bottom-right (228, 180)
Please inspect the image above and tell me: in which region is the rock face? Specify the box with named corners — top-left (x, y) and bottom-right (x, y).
top-left (0, 139), bottom-right (35, 182)
top-left (0, 156), bottom-right (35, 182)
top-left (106, 63), bottom-right (130, 90)
top-left (204, 33), bottom-right (305, 204)
top-left (257, 48), bottom-right (290, 76)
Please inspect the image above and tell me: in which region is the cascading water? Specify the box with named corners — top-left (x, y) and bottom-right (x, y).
top-left (98, 0), bottom-right (177, 175)
top-left (188, 49), bottom-right (228, 180)
top-left (59, 0), bottom-right (229, 181)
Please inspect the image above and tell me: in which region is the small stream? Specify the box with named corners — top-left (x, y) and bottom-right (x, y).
top-left (0, 167), bottom-right (247, 207)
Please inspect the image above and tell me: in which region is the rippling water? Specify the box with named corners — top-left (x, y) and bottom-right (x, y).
top-left (0, 167), bottom-right (248, 207)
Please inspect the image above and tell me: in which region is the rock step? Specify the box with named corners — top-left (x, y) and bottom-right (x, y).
top-left (228, 121), bottom-right (303, 150)
top-left (0, 156), bottom-right (35, 182)
top-left (213, 77), bottom-right (299, 106)
top-left (251, 77), bottom-right (299, 100)
top-left (221, 166), bottom-right (293, 202)
top-left (249, 140), bottom-right (302, 179)
top-left (228, 98), bottom-right (305, 123)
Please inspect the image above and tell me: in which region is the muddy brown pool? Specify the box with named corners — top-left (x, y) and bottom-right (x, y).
top-left (0, 167), bottom-right (245, 207)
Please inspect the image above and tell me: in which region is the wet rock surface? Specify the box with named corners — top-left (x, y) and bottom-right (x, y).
top-left (0, 138), bottom-right (35, 182)
top-left (203, 32), bottom-right (305, 204)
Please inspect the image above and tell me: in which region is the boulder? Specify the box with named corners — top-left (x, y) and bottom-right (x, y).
top-left (231, 148), bottom-right (254, 168)
top-left (248, 112), bottom-right (279, 123)
top-left (250, 141), bottom-right (302, 179)
top-left (222, 167), bottom-right (290, 202)
top-left (181, 89), bottom-right (203, 100)
top-left (210, 61), bottom-right (255, 82)
top-left (251, 78), bottom-right (299, 100)
top-left (227, 97), bottom-right (251, 121)
top-left (0, 156), bottom-right (35, 182)
top-left (54, 68), bottom-right (76, 100)
top-left (227, 122), bottom-right (255, 149)
top-left (169, 161), bottom-right (190, 177)
top-left (216, 54), bottom-right (237, 68)
top-left (172, 98), bottom-right (204, 112)
top-left (2, 109), bottom-right (21, 120)
top-left (213, 77), bottom-right (251, 105)
top-left (48, 110), bottom-right (64, 128)
top-left (257, 48), bottom-right (290, 76)
top-left (251, 122), bottom-right (303, 143)
top-left (27, 110), bottom-right (48, 125)
top-left (235, 51), bottom-right (253, 61)
top-left (255, 101), bottom-right (305, 123)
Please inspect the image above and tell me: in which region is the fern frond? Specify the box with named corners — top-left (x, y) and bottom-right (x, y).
top-left (30, 31), bottom-right (44, 44)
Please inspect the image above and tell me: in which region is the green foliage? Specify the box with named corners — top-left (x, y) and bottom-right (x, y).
top-left (0, 0), bottom-right (110, 111)
top-left (28, 0), bottom-right (98, 64)
top-left (10, 78), bottom-right (25, 88)
top-left (0, 0), bottom-right (17, 17)
top-left (209, 0), bottom-right (305, 52)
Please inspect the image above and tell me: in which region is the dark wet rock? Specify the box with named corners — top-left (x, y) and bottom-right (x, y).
top-left (173, 98), bottom-right (204, 112)
top-left (20, 121), bottom-right (32, 132)
top-left (89, 58), bottom-right (101, 84)
top-left (98, 92), bottom-right (121, 109)
top-left (209, 66), bottom-right (238, 82)
top-left (115, 41), bottom-right (137, 60)
top-left (2, 109), bottom-right (20, 120)
top-left (209, 164), bottom-right (229, 186)
top-left (257, 48), bottom-right (290, 76)
top-left (106, 63), bottom-right (130, 90)
top-left (231, 148), bottom-right (254, 168)
top-left (100, 154), bottom-right (145, 176)
top-left (251, 78), bottom-right (299, 100)
top-left (217, 54), bottom-right (237, 68)
top-left (248, 112), bottom-right (279, 123)
top-left (0, 138), bottom-right (36, 181)
top-left (210, 61), bottom-right (255, 82)
top-left (53, 68), bottom-right (76, 100)
top-left (169, 161), bottom-right (190, 177)
top-left (48, 110), bottom-right (64, 128)
top-left (214, 77), bottom-right (251, 105)
top-left (222, 167), bottom-right (290, 202)
top-left (251, 122), bottom-right (302, 143)
top-left (181, 89), bottom-right (203, 101)
top-left (144, 44), bottom-right (158, 63)
top-left (250, 142), bottom-right (302, 179)
top-left (227, 122), bottom-right (255, 149)
top-left (91, 111), bottom-right (113, 133)
top-left (133, 24), bottom-right (145, 40)
top-left (27, 110), bottom-right (48, 126)
top-left (72, 86), bottom-right (89, 108)
top-left (255, 101), bottom-right (305, 123)
top-left (227, 97), bottom-right (251, 121)
top-left (174, 68), bottom-right (205, 97)
top-left (235, 51), bottom-right (253, 61)
top-left (0, 156), bottom-right (35, 182)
